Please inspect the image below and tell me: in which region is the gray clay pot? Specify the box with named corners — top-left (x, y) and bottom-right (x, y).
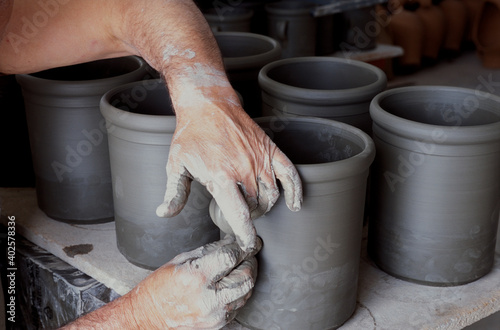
top-left (210, 116), bottom-right (375, 329)
top-left (203, 7), bottom-right (253, 32)
top-left (368, 86), bottom-right (500, 286)
top-left (214, 32), bottom-right (281, 117)
top-left (265, 1), bottom-right (317, 58)
top-left (100, 79), bottom-right (219, 270)
top-left (259, 56), bottom-right (387, 134)
top-left (16, 56), bottom-right (148, 223)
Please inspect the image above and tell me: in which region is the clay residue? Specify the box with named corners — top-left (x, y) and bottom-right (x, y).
top-left (63, 244), bottom-right (94, 258)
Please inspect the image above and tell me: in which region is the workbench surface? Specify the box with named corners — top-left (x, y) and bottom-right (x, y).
top-left (1, 188), bottom-right (499, 329)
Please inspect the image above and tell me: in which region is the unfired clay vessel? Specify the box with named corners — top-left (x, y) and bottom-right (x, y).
top-left (100, 79), bottom-right (219, 269)
top-left (265, 1), bottom-right (317, 58)
top-left (16, 56), bottom-right (148, 223)
top-left (211, 116), bottom-right (376, 329)
top-left (258, 56), bottom-right (387, 134)
top-left (368, 86), bottom-right (500, 286)
top-left (214, 32), bottom-right (281, 117)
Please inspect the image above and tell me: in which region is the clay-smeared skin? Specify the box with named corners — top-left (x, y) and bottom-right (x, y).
top-left (129, 235), bottom-right (262, 329)
top-left (155, 62), bottom-right (303, 251)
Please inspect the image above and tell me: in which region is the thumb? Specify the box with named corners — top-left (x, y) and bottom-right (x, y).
top-left (156, 163), bottom-right (192, 218)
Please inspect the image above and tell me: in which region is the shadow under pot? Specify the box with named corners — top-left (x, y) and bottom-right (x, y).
top-left (16, 56), bottom-right (148, 223)
top-left (258, 56), bottom-right (387, 135)
top-left (215, 32), bottom-right (281, 118)
top-left (99, 79), bottom-right (219, 270)
top-left (210, 116), bottom-right (375, 329)
top-left (368, 85), bottom-right (500, 286)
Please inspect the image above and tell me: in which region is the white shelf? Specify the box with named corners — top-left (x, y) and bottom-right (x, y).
top-left (1, 187), bottom-right (499, 329)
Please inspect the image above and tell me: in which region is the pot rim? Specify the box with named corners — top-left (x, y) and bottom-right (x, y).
top-left (100, 79), bottom-right (176, 134)
top-left (215, 32), bottom-right (282, 71)
top-left (370, 85), bottom-right (500, 145)
top-left (16, 56), bottom-right (147, 96)
top-left (258, 56), bottom-right (387, 106)
top-left (254, 116), bottom-right (375, 182)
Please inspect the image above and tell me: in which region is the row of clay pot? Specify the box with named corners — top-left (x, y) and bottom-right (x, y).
top-left (387, 0), bottom-right (500, 70)
top-left (386, 0), bottom-right (471, 70)
top-left (202, 1), bottom-right (379, 58)
top-left (17, 54), bottom-right (500, 329)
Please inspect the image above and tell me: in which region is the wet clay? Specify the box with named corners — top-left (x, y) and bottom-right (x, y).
top-left (211, 116), bottom-right (375, 329)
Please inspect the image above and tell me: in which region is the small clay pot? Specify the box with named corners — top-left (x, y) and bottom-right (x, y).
top-left (265, 1), bottom-right (317, 58)
top-left (472, 0), bottom-right (500, 68)
top-left (439, 0), bottom-right (467, 56)
top-left (203, 7), bottom-right (253, 32)
top-left (258, 56), bottom-right (387, 134)
top-left (100, 79), bottom-right (220, 269)
top-left (16, 56), bottom-right (148, 223)
top-left (462, 0), bottom-right (483, 42)
top-left (214, 32), bottom-right (281, 117)
top-left (388, 7), bottom-right (425, 68)
top-left (415, 2), bottom-right (446, 63)
top-left (211, 116), bottom-right (376, 329)
top-left (368, 86), bottom-right (500, 286)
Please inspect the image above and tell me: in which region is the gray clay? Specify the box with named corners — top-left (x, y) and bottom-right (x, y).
top-left (368, 85), bottom-right (500, 286)
top-left (100, 79), bottom-right (219, 270)
top-left (211, 116), bottom-right (375, 330)
top-left (258, 56), bottom-right (387, 134)
top-left (16, 56), bottom-right (148, 223)
top-left (265, 1), bottom-right (318, 58)
top-left (214, 32), bottom-right (281, 117)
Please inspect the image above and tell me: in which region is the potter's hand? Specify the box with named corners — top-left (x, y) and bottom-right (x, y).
top-left (131, 235), bottom-right (262, 329)
top-left (156, 66), bottom-right (302, 252)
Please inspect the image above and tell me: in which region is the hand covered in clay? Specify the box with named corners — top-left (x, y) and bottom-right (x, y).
top-left (156, 64), bottom-right (303, 252)
top-left (130, 235), bottom-right (262, 329)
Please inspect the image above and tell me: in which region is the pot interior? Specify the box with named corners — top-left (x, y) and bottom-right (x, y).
top-left (266, 61), bottom-right (379, 90)
top-left (259, 119), bottom-right (364, 164)
top-left (108, 82), bottom-right (174, 116)
top-left (216, 35), bottom-right (274, 57)
top-left (31, 58), bottom-right (142, 81)
top-left (378, 90), bottom-right (500, 127)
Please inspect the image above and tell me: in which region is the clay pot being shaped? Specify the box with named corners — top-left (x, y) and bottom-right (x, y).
top-left (203, 7), bottom-right (253, 32)
top-left (388, 6), bottom-right (425, 69)
top-left (472, 0), bottom-right (500, 68)
top-left (258, 56), bottom-right (387, 134)
top-left (265, 1), bottom-right (317, 58)
top-left (439, 0), bottom-right (467, 56)
top-left (16, 56), bottom-right (148, 223)
top-left (100, 79), bottom-right (219, 269)
top-left (210, 116), bottom-right (375, 329)
top-left (214, 32), bottom-right (281, 117)
top-left (415, 2), bottom-right (446, 63)
top-left (368, 86), bottom-right (500, 286)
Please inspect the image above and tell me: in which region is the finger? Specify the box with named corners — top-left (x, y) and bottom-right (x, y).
top-left (272, 149), bottom-right (303, 212)
top-left (195, 236), bottom-right (261, 282)
top-left (215, 257), bottom-right (259, 306)
top-left (169, 235), bottom-right (236, 265)
top-left (252, 173), bottom-right (280, 219)
top-left (212, 182), bottom-right (258, 252)
top-left (156, 162), bottom-right (192, 218)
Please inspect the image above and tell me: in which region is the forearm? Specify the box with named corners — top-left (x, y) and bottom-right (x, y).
top-left (60, 293), bottom-right (140, 329)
